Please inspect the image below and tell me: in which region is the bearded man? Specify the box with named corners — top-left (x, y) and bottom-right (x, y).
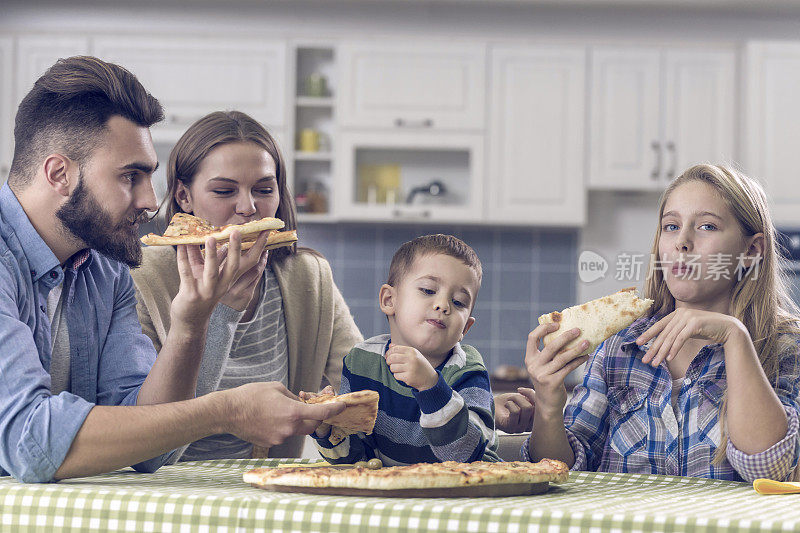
top-left (0, 56), bottom-right (344, 483)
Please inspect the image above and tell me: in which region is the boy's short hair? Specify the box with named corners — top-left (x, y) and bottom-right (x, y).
top-left (8, 55), bottom-right (164, 189)
top-left (386, 234), bottom-right (483, 288)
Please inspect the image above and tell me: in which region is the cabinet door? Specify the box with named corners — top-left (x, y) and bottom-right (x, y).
top-left (338, 42), bottom-right (485, 130)
top-left (487, 45), bottom-right (586, 226)
top-left (0, 37), bottom-right (12, 183)
top-left (664, 49), bottom-right (735, 181)
top-left (336, 131), bottom-right (484, 223)
top-left (745, 42), bottom-right (800, 226)
top-left (93, 36), bottom-right (287, 141)
top-left (15, 36), bottom-right (90, 105)
top-left (589, 47), bottom-right (662, 190)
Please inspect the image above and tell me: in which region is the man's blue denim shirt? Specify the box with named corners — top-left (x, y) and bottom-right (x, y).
top-left (0, 185), bottom-right (172, 482)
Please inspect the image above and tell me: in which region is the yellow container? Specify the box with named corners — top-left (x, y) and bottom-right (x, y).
top-left (357, 164), bottom-right (401, 204)
top-left (298, 129), bottom-right (320, 152)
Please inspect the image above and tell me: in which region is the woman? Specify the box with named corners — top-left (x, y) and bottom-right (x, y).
top-left (132, 111), bottom-right (362, 460)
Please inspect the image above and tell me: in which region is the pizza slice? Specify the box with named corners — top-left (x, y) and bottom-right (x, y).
top-left (304, 390), bottom-right (379, 439)
top-left (140, 213), bottom-right (286, 247)
top-left (538, 287), bottom-right (653, 357)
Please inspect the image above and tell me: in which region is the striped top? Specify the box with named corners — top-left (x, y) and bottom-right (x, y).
top-left (522, 314), bottom-right (800, 482)
top-left (313, 334), bottom-right (499, 465)
top-left (182, 266), bottom-right (288, 461)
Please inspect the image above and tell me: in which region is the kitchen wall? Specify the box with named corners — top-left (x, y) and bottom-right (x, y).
top-left (300, 222), bottom-right (577, 371)
top-left (6, 0), bottom-right (800, 372)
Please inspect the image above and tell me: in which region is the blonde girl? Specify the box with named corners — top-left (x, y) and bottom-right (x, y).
top-left (522, 164), bottom-right (800, 481)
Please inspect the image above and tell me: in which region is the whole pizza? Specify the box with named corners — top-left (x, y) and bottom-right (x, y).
top-left (243, 459), bottom-right (569, 497)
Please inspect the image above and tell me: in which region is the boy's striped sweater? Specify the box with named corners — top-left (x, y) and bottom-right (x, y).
top-left (312, 334), bottom-right (500, 465)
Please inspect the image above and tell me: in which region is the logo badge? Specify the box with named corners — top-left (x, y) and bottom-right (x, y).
top-left (578, 250), bottom-right (608, 283)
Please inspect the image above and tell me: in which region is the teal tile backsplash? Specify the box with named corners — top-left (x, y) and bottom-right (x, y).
top-left (298, 222), bottom-right (578, 372)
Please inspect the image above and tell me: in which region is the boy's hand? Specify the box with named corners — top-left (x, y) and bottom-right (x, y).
top-left (385, 344), bottom-right (439, 391)
top-left (494, 388), bottom-right (535, 433)
top-left (524, 323), bottom-right (589, 418)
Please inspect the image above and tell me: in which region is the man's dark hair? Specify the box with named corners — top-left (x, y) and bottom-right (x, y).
top-left (8, 55), bottom-right (163, 189)
top-left (387, 234), bottom-right (483, 288)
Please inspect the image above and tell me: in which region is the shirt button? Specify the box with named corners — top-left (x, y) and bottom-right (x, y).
top-left (684, 378), bottom-right (692, 386)
top-left (49, 271), bottom-right (58, 279)
top-left (30, 270), bottom-right (36, 277)
top-left (40, 305), bottom-right (46, 313)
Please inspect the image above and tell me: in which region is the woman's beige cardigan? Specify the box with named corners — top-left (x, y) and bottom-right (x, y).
top-left (131, 246), bottom-right (362, 458)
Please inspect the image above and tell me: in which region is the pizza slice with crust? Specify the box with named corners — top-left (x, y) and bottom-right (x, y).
top-left (304, 390), bottom-right (379, 444)
top-left (538, 287), bottom-right (653, 357)
top-left (141, 213), bottom-right (296, 251)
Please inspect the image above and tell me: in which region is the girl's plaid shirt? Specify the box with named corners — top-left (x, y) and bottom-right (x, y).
top-left (523, 314), bottom-right (800, 482)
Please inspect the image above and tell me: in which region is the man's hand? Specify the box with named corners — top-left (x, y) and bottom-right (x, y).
top-left (222, 382), bottom-right (346, 447)
top-left (385, 344), bottom-right (439, 391)
top-left (494, 388), bottom-right (535, 433)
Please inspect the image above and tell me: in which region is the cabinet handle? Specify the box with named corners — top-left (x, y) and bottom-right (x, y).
top-left (392, 207), bottom-right (432, 219)
top-left (394, 118), bottom-right (434, 128)
top-left (650, 141), bottom-right (662, 181)
top-left (665, 142), bottom-right (676, 180)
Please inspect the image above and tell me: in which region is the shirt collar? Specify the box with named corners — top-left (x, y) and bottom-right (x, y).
top-left (619, 313), bottom-right (663, 353)
top-left (1, 185), bottom-right (60, 282)
top-left (0, 185), bottom-right (93, 281)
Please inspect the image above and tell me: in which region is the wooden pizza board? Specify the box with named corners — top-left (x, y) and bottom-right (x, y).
top-left (248, 481), bottom-right (551, 497)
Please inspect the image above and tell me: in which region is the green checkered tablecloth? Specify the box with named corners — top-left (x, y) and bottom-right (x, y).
top-left (1, 459), bottom-right (799, 532)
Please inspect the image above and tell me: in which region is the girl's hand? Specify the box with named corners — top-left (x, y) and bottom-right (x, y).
top-left (636, 308), bottom-right (749, 367)
top-left (385, 344), bottom-right (439, 391)
top-left (524, 323), bottom-right (589, 418)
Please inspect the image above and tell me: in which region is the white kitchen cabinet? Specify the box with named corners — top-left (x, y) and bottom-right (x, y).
top-left (487, 45), bottom-right (586, 226)
top-left (338, 42), bottom-right (485, 131)
top-left (0, 37), bottom-right (13, 183)
top-left (92, 36), bottom-right (287, 142)
top-left (15, 35), bottom-right (90, 105)
top-left (745, 41), bottom-right (800, 226)
top-left (336, 131), bottom-right (484, 222)
top-left (589, 46), bottom-right (735, 190)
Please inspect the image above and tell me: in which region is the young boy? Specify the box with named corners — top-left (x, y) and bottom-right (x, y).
top-left (312, 234), bottom-right (499, 465)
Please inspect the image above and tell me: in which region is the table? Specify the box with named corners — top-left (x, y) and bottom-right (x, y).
top-left (1, 459), bottom-right (799, 532)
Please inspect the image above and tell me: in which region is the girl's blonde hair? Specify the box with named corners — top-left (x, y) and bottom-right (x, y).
top-left (644, 164), bottom-right (800, 463)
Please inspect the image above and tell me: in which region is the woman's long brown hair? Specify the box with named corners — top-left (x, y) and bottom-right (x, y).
top-left (161, 110), bottom-right (296, 264)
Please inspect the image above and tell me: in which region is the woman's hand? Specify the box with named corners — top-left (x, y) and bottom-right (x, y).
top-left (170, 230), bottom-right (269, 328)
top-left (217, 231), bottom-right (272, 311)
top-left (635, 308), bottom-right (749, 367)
top-left (524, 323), bottom-right (589, 418)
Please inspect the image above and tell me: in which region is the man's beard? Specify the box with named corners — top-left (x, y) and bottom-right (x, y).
top-left (55, 177), bottom-right (147, 268)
